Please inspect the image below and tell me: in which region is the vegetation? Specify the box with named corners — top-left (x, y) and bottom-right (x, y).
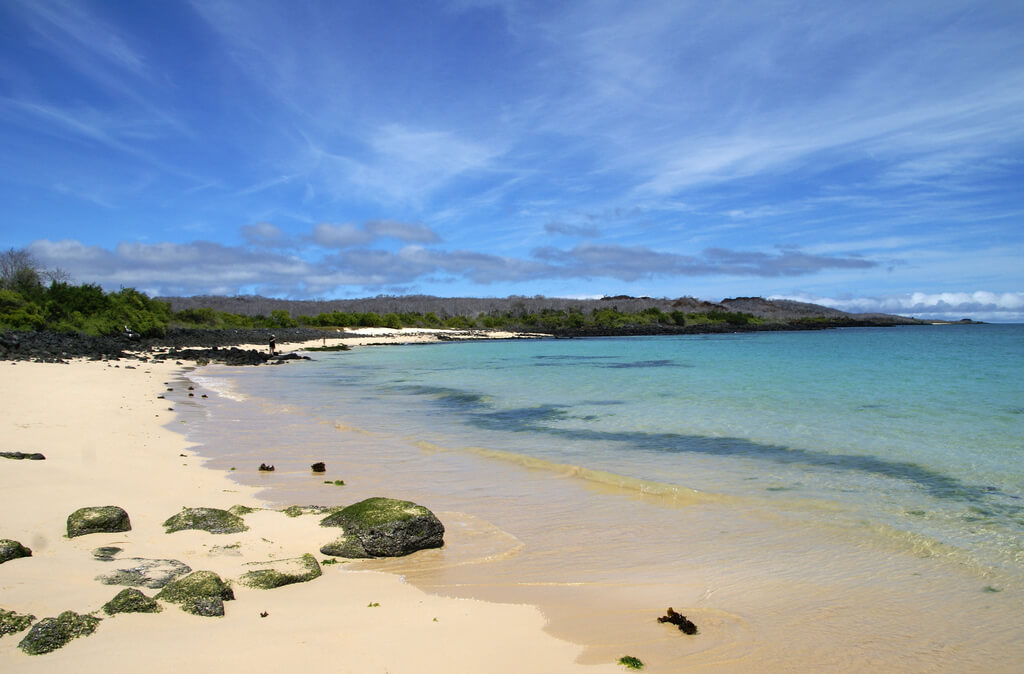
top-left (618, 655), bottom-right (645, 669)
top-left (1, 246), bottom-right (911, 339)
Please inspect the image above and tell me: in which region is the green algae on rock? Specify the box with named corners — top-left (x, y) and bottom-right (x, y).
top-left (102, 588), bottom-right (162, 615)
top-left (17, 611), bottom-right (100, 655)
top-left (155, 570), bottom-right (234, 617)
top-left (227, 504), bottom-right (260, 517)
top-left (319, 497), bottom-right (444, 558)
top-left (0, 608), bottom-right (36, 637)
top-left (66, 506), bottom-right (131, 538)
top-left (162, 507), bottom-right (248, 534)
top-left (0, 539), bottom-right (32, 564)
top-left (238, 553), bottom-right (322, 589)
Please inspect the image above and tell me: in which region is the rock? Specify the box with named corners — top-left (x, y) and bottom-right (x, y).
top-left (91, 546), bottom-right (122, 561)
top-left (155, 570), bottom-right (234, 617)
top-left (311, 462), bottom-right (326, 472)
top-left (95, 558), bottom-right (191, 589)
top-left (0, 608), bottom-right (35, 637)
top-left (319, 497), bottom-right (444, 558)
top-left (0, 539), bottom-right (32, 564)
top-left (17, 610), bottom-right (100, 655)
top-left (237, 553), bottom-right (322, 589)
top-left (0, 451), bottom-right (45, 460)
top-left (163, 507), bottom-right (248, 534)
top-left (227, 504), bottom-right (259, 516)
top-left (66, 506), bottom-right (131, 538)
top-left (258, 463), bottom-right (275, 471)
top-left (102, 588), bottom-right (161, 615)
top-left (657, 607), bottom-right (698, 635)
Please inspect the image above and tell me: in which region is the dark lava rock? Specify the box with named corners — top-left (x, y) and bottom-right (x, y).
top-left (0, 539), bottom-right (32, 564)
top-left (311, 462), bottom-right (326, 472)
top-left (319, 497), bottom-right (444, 558)
top-left (258, 463), bottom-right (275, 472)
top-left (17, 610), bottom-right (100, 655)
top-left (95, 558), bottom-right (192, 589)
top-left (237, 553), bottom-right (322, 589)
top-left (91, 546), bottom-right (122, 562)
top-left (0, 451), bottom-right (45, 460)
top-left (0, 608), bottom-right (35, 637)
top-left (657, 607), bottom-right (698, 635)
top-left (102, 588), bottom-right (161, 615)
top-left (155, 570), bottom-right (234, 617)
top-left (66, 506), bottom-right (131, 538)
top-left (163, 507), bottom-right (249, 534)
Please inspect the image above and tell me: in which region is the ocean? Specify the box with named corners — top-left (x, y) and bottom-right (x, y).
top-left (182, 324), bottom-right (1024, 671)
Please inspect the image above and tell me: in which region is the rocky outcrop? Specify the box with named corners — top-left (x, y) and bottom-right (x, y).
top-left (162, 507), bottom-right (248, 534)
top-left (658, 607), bottom-right (698, 635)
top-left (17, 610), bottom-right (100, 655)
top-left (0, 539), bottom-right (32, 564)
top-left (0, 608), bottom-right (35, 637)
top-left (102, 588), bottom-right (161, 615)
top-left (66, 506), bottom-right (131, 538)
top-left (319, 497), bottom-right (444, 558)
top-left (0, 451), bottom-right (45, 460)
top-left (155, 570), bottom-right (235, 617)
top-left (95, 558), bottom-right (191, 589)
top-left (237, 553), bottom-right (322, 589)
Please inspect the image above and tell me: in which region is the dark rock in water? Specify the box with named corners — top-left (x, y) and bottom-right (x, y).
top-left (155, 570), bottom-right (234, 617)
top-left (102, 588), bottom-right (161, 615)
top-left (311, 462), bottom-right (326, 473)
top-left (162, 507), bottom-right (248, 534)
top-left (258, 463), bottom-right (275, 472)
top-left (95, 558), bottom-right (191, 589)
top-left (237, 553), bottom-right (322, 589)
top-left (0, 608), bottom-right (35, 637)
top-left (66, 506), bottom-right (131, 538)
top-left (319, 497), bottom-right (444, 558)
top-left (91, 546), bottom-right (122, 562)
top-left (17, 610), bottom-right (100, 655)
top-left (0, 539), bottom-right (32, 564)
top-left (657, 607), bottom-right (698, 635)
top-left (0, 451), bottom-right (45, 460)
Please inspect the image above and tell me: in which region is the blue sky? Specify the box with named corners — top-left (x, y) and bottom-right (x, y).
top-left (1, 0), bottom-right (1022, 320)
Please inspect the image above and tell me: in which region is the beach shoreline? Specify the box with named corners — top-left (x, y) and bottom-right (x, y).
top-left (0, 356), bottom-right (618, 672)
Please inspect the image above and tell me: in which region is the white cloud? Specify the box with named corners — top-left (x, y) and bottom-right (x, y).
top-left (772, 291), bottom-right (1024, 322)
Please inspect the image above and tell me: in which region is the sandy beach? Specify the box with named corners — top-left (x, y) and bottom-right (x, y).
top-left (0, 353), bottom-right (617, 672)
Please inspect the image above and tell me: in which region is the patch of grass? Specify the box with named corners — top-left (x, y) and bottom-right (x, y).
top-left (323, 480), bottom-right (345, 486)
top-left (618, 655), bottom-right (644, 669)
top-left (367, 602), bottom-right (380, 608)
top-left (321, 558), bottom-right (339, 565)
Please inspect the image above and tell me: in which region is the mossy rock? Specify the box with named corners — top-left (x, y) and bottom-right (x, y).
top-left (319, 497), bottom-right (444, 558)
top-left (17, 610), bottom-right (100, 655)
top-left (155, 571), bottom-right (234, 617)
top-left (0, 608), bottom-right (35, 637)
top-left (0, 539), bottom-right (32, 564)
top-left (102, 588), bottom-right (161, 615)
top-left (66, 506), bottom-right (131, 538)
top-left (163, 507), bottom-right (248, 534)
top-left (227, 504), bottom-right (259, 517)
top-left (238, 553), bottom-right (322, 589)
top-left (91, 546), bottom-right (122, 562)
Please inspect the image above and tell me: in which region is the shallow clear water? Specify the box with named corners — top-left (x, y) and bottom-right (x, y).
top-left (182, 324), bottom-right (1024, 671)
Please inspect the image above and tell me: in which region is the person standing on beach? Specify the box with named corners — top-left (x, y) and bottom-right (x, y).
top-left (269, 334), bottom-right (276, 355)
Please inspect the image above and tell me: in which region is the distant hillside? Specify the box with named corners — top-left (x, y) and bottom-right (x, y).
top-left (159, 293), bottom-right (920, 330)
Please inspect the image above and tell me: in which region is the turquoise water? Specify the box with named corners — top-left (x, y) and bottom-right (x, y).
top-left (219, 325), bottom-right (1023, 571)
top-left (185, 324), bottom-right (1024, 670)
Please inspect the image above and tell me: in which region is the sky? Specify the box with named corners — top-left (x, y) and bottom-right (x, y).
top-left (1, 0), bottom-right (1022, 321)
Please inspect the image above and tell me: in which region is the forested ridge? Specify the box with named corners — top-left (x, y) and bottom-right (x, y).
top-left (1, 247), bottom-right (920, 338)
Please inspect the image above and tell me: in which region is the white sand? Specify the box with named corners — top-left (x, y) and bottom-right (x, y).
top-left (0, 358), bottom-right (616, 672)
